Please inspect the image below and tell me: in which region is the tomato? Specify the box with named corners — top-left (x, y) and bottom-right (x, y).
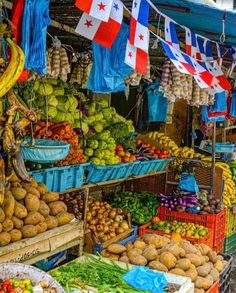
top-left (152, 216), bottom-right (160, 224)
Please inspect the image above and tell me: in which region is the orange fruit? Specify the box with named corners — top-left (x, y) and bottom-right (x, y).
top-left (171, 233), bottom-right (182, 241)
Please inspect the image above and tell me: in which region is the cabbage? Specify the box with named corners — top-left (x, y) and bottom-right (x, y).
top-left (102, 108), bottom-right (112, 120)
top-left (54, 111), bottom-right (66, 122)
top-left (37, 83), bottom-right (54, 96)
top-left (33, 80), bottom-right (40, 92)
top-left (41, 106), bottom-right (57, 119)
top-left (68, 96), bottom-right (78, 111)
top-left (73, 109), bottom-right (83, 120)
top-left (97, 100), bottom-right (108, 109)
top-left (57, 96), bottom-right (70, 112)
top-left (53, 86), bottom-right (65, 96)
top-left (94, 112), bottom-right (103, 122)
top-left (48, 95), bottom-right (58, 107)
top-left (93, 122), bottom-right (103, 133)
top-left (35, 95), bottom-right (45, 108)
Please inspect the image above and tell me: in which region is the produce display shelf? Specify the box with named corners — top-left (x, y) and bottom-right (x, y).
top-left (223, 232), bottom-right (236, 255)
top-left (139, 222), bottom-right (214, 247)
top-left (132, 158), bottom-right (172, 176)
top-left (0, 220), bottom-right (83, 265)
top-left (219, 254), bottom-right (233, 293)
top-left (158, 207), bottom-right (226, 253)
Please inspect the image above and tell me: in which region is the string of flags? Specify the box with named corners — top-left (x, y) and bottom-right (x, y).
top-left (74, 0), bottom-right (233, 93)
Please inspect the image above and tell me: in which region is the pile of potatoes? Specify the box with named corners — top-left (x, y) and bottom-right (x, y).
top-left (0, 177), bottom-right (74, 246)
top-left (102, 234), bottom-right (228, 292)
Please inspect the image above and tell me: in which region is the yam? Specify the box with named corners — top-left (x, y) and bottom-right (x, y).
top-left (36, 222), bottom-right (48, 234)
top-left (12, 216), bottom-right (24, 229)
top-left (10, 188), bottom-right (27, 200)
top-left (214, 260), bottom-right (224, 272)
top-left (25, 193), bottom-right (40, 212)
top-left (14, 202), bottom-right (28, 219)
top-left (45, 215), bottom-right (58, 229)
top-left (56, 212), bottom-right (74, 226)
top-left (0, 207), bottom-right (5, 223)
top-left (37, 183), bottom-right (48, 195)
top-left (143, 246), bottom-right (158, 261)
top-left (208, 251), bottom-right (217, 264)
top-left (48, 201), bottom-right (67, 216)
top-left (195, 276), bottom-right (212, 290)
top-left (148, 260), bottom-right (168, 272)
top-left (24, 212), bottom-right (45, 225)
top-left (2, 193), bottom-right (15, 218)
top-left (196, 263), bottom-right (212, 277)
top-left (133, 239), bottom-right (147, 250)
top-left (129, 254), bottom-right (147, 266)
top-left (210, 268), bottom-right (220, 282)
top-left (185, 269), bottom-right (198, 282)
top-left (24, 186), bottom-right (40, 198)
top-left (0, 232), bottom-right (11, 246)
top-left (21, 225), bottom-right (38, 238)
top-left (42, 192), bottom-right (59, 203)
top-left (176, 258), bottom-right (191, 271)
top-left (2, 218), bottom-right (14, 232)
top-left (38, 201), bottom-right (50, 217)
top-left (159, 252), bottom-right (177, 270)
top-left (119, 255), bottom-right (130, 263)
top-left (170, 268), bottom-right (186, 276)
top-left (10, 229), bottom-right (22, 242)
top-left (186, 254), bottom-right (202, 267)
top-left (107, 244), bottom-right (126, 255)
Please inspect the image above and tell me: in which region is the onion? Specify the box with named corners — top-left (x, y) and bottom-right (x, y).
top-left (111, 221), bottom-right (119, 229)
top-left (120, 221), bottom-right (129, 231)
top-left (96, 225), bottom-right (103, 232)
top-left (98, 219), bottom-right (106, 225)
top-left (116, 227), bottom-right (124, 234)
top-left (117, 208), bottom-right (123, 215)
top-left (101, 236), bottom-right (108, 242)
top-left (103, 225), bottom-right (109, 233)
top-left (90, 225), bottom-right (96, 231)
top-left (109, 232), bottom-right (116, 238)
top-left (94, 200), bottom-right (100, 206)
top-left (90, 219), bottom-right (96, 225)
top-left (103, 212), bottom-right (109, 218)
top-left (87, 215), bottom-right (92, 222)
top-left (105, 203), bottom-right (111, 209)
top-left (91, 211), bottom-right (96, 217)
top-left (97, 214), bottom-right (104, 220)
top-left (109, 210), bottom-right (117, 219)
top-left (109, 226), bottom-right (115, 232)
top-left (115, 215), bottom-right (123, 222)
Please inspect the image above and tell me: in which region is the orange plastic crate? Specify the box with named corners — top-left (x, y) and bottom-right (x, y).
top-left (138, 222), bottom-right (214, 247)
top-left (158, 207), bottom-right (226, 252)
top-left (206, 281), bottom-right (219, 293)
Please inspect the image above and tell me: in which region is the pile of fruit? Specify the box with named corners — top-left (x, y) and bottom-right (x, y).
top-left (0, 176), bottom-right (74, 246)
top-left (102, 234), bottom-right (227, 292)
top-left (115, 144), bottom-right (136, 163)
top-left (135, 139), bottom-right (171, 159)
top-left (86, 199), bottom-right (130, 243)
top-left (109, 191), bottom-right (158, 225)
top-left (59, 191), bottom-right (84, 220)
top-left (150, 219), bottom-right (209, 239)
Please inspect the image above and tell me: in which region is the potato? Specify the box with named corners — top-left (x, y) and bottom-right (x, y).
top-left (194, 289), bottom-right (205, 293)
top-left (180, 241), bottom-right (198, 254)
top-left (24, 186), bottom-right (40, 198)
top-left (125, 241), bottom-right (133, 250)
top-left (176, 258), bottom-right (191, 271)
top-left (161, 243), bottom-right (185, 259)
top-left (148, 260), bottom-right (168, 272)
top-left (0, 207), bottom-right (5, 223)
top-left (2, 193), bottom-right (15, 218)
top-left (12, 216), bottom-right (24, 229)
top-left (21, 225), bottom-right (38, 238)
top-left (101, 250), bottom-right (110, 257)
top-left (10, 188), bottom-right (27, 200)
top-left (170, 268), bottom-right (186, 276)
top-left (186, 254), bottom-right (202, 267)
top-left (129, 254), bottom-right (147, 266)
top-left (159, 252), bottom-right (177, 270)
top-left (208, 251), bottom-right (217, 264)
top-left (10, 229), bottom-right (22, 242)
top-left (38, 201), bottom-right (50, 217)
top-left (185, 269), bottom-right (198, 282)
top-left (48, 201), bottom-right (67, 216)
top-left (199, 256), bottom-right (207, 266)
top-left (119, 255), bottom-right (130, 263)
top-left (210, 268), bottom-right (220, 282)
top-left (36, 222), bottom-right (48, 234)
top-left (217, 255), bottom-right (224, 261)
top-left (203, 256), bottom-right (209, 262)
top-left (127, 248), bottom-right (143, 257)
top-left (14, 202), bottom-right (28, 219)
top-left (11, 181), bottom-right (22, 188)
top-left (2, 218), bottom-right (14, 232)
top-left (133, 239), bottom-right (147, 250)
top-left (214, 260), bottom-right (224, 272)
top-left (0, 232), bottom-right (11, 246)
top-left (195, 244), bottom-right (211, 256)
top-left (37, 183), bottom-right (48, 195)
top-left (45, 216), bottom-right (58, 229)
top-left (143, 246), bottom-right (158, 261)
top-left (196, 263), bottom-right (212, 277)
top-left (107, 244), bottom-right (126, 255)
top-left (24, 212), bottom-right (45, 225)
top-left (141, 234), bottom-right (170, 248)
top-left (25, 193), bottom-right (40, 212)
top-left (195, 276), bottom-right (213, 290)
top-left (222, 260), bottom-right (228, 268)
top-left (189, 264), bottom-right (196, 270)
top-left (56, 212), bottom-right (74, 226)
top-left (42, 192), bottom-right (59, 203)
top-left (109, 254), bottom-right (119, 261)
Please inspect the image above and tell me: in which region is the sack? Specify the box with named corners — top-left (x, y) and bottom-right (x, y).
top-left (179, 173), bottom-right (199, 192)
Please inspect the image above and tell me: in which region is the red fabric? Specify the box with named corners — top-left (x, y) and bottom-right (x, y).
top-left (11, 0), bottom-right (29, 82)
top-left (207, 106), bottom-right (227, 118)
top-left (226, 92), bottom-right (234, 121)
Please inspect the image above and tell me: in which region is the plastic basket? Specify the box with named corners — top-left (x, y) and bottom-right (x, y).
top-left (138, 222), bottom-right (214, 247)
top-left (132, 158), bottom-right (172, 176)
top-left (226, 207), bottom-right (236, 237)
top-left (93, 226), bottom-right (138, 254)
top-left (158, 207), bottom-right (226, 253)
top-left (21, 139), bottom-right (70, 163)
top-left (29, 163), bottom-right (89, 192)
top-left (35, 251), bottom-right (67, 271)
top-left (206, 281), bottom-right (219, 293)
top-left (207, 142), bottom-right (235, 153)
top-left (224, 232), bottom-right (236, 255)
top-left (219, 254), bottom-right (233, 293)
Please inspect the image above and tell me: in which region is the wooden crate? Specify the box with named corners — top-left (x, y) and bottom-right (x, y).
top-left (0, 221), bottom-right (84, 264)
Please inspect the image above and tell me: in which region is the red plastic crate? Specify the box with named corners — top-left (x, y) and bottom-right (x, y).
top-left (158, 207), bottom-right (226, 252)
top-left (206, 281), bottom-right (219, 293)
top-left (138, 222), bottom-right (214, 248)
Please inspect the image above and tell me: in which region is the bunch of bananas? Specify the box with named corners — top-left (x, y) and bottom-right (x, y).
top-left (215, 162), bottom-right (236, 207)
top-left (0, 38), bottom-right (24, 98)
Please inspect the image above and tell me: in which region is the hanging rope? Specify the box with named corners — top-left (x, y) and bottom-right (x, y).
top-left (220, 10), bottom-right (227, 44)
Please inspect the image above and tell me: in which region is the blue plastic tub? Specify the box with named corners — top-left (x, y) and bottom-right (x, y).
top-left (93, 226), bottom-right (138, 254)
top-left (29, 163), bottom-right (89, 192)
top-left (132, 158), bottom-right (172, 176)
top-left (207, 142), bottom-right (235, 153)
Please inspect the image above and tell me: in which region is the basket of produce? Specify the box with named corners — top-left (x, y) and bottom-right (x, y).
top-left (21, 139), bottom-right (70, 163)
top-left (0, 262), bottom-right (65, 292)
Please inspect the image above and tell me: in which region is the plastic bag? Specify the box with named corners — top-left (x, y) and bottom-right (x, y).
top-left (210, 91), bottom-right (227, 112)
top-left (87, 23), bottom-right (132, 93)
top-left (230, 89), bottom-right (236, 118)
top-left (179, 172), bottom-right (199, 192)
top-left (123, 266), bottom-right (167, 293)
top-left (146, 79), bottom-right (168, 122)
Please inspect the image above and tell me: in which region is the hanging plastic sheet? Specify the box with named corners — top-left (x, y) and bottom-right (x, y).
top-left (202, 105), bottom-right (225, 122)
top-left (21, 0), bottom-right (51, 74)
top-left (179, 172), bottom-right (199, 192)
top-left (230, 89), bottom-right (236, 118)
top-left (146, 79), bottom-right (168, 122)
top-left (86, 23), bottom-right (132, 93)
top-left (210, 91), bottom-right (227, 112)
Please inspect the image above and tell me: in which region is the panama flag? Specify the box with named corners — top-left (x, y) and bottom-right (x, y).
top-left (129, 0), bottom-right (150, 52)
top-left (164, 17), bottom-right (180, 50)
top-left (75, 0), bottom-right (113, 22)
top-left (185, 27), bottom-right (197, 59)
top-left (75, 0), bottom-right (123, 48)
top-left (216, 43), bottom-right (223, 66)
top-left (125, 40), bottom-right (148, 75)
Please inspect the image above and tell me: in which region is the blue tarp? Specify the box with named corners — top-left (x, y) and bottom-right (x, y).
top-left (153, 0), bottom-right (236, 45)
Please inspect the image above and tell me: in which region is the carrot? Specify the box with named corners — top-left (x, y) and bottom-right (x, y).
top-left (52, 134), bottom-right (60, 140)
top-left (34, 125), bottom-right (42, 133)
top-left (38, 128), bottom-right (47, 136)
top-left (38, 121), bottom-right (46, 127)
top-left (65, 124), bottom-right (72, 133)
top-left (49, 121), bottom-right (68, 131)
top-left (47, 130), bottom-right (53, 137)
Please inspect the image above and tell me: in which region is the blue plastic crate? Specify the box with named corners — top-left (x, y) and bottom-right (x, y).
top-left (132, 158), bottom-right (172, 176)
top-left (207, 142), bottom-right (235, 153)
top-left (28, 167), bottom-right (57, 191)
top-left (93, 226), bottom-right (138, 254)
top-left (35, 251), bottom-right (67, 271)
